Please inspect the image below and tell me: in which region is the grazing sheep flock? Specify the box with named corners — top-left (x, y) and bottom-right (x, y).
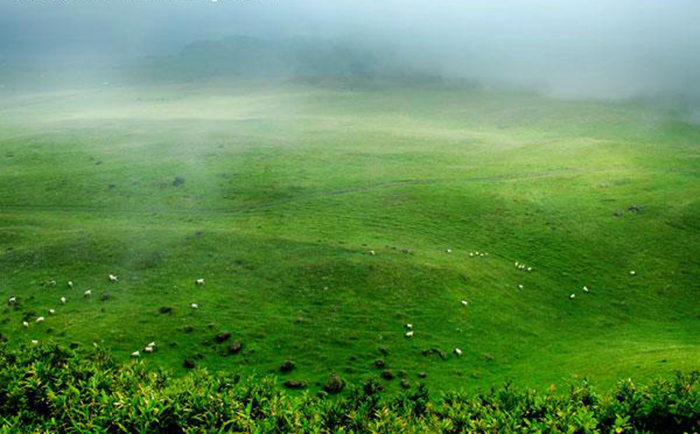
top-left (514, 261), bottom-right (533, 272)
top-left (9, 273), bottom-right (211, 360)
top-left (375, 248), bottom-right (607, 346)
top-left (6, 247), bottom-right (634, 377)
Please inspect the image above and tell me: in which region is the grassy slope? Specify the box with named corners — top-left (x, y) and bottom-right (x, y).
top-left (0, 78), bottom-right (698, 393)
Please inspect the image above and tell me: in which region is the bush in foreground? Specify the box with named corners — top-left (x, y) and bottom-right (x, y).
top-left (0, 343), bottom-right (697, 433)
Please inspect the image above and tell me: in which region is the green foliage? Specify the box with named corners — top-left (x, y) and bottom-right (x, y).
top-left (0, 344), bottom-right (697, 433)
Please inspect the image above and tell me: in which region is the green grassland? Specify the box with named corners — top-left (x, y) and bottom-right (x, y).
top-left (0, 78), bottom-right (698, 394)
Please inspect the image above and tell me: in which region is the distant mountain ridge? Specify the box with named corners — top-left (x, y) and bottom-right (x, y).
top-left (149, 35), bottom-right (391, 79)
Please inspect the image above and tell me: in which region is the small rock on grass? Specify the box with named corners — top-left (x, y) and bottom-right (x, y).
top-left (229, 341), bottom-right (243, 355)
top-left (323, 375), bottom-right (345, 394)
top-left (280, 360), bottom-right (296, 373)
top-left (283, 379), bottom-right (306, 389)
top-left (215, 331), bottom-right (231, 343)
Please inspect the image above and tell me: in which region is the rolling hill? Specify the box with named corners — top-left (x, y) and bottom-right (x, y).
top-left (0, 77), bottom-right (698, 394)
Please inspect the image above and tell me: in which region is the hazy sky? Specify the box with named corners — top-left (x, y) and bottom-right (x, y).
top-left (1, 0), bottom-right (699, 97)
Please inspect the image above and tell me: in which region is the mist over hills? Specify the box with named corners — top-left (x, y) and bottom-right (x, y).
top-left (0, 2), bottom-right (699, 426)
top-left (1, 30), bottom-right (699, 115)
top-left (138, 35), bottom-right (417, 81)
top-left (2, 0), bottom-right (700, 100)
top-left (0, 34), bottom-right (439, 91)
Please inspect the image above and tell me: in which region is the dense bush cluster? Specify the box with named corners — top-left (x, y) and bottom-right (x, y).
top-left (0, 343), bottom-right (697, 433)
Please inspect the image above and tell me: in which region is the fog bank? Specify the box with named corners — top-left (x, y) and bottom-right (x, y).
top-left (1, 0), bottom-right (699, 99)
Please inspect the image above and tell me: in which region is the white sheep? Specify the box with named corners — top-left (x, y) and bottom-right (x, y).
top-left (470, 253), bottom-right (474, 257)
top-left (60, 297), bottom-right (66, 304)
top-left (629, 271), bottom-right (636, 276)
top-left (8, 297), bottom-right (16, 304)
top-left (583, 286), bottom-right (589, 293)
top-left (36, 317), bottom-right (45, 323)
top-left (147, 342), bottom-right (155, 348)
top-left (68, 281), bottom-right (73, 288)
top-left (22, 321), bottom-right (29, 328)
top-left (195, 278), bottom-right (205, 286)
top-left (368, 250), bottom-right (376, 256)
top-left (144, 346), bottom-right (153, 353)
top-left (454, 348), bottom-right (463, 356)
top-left (405, 330), bottom-right (414, 338)
top-left (570, 294), bottom-right (576, 299)
top-left (446, 249), bottom-right (452, 254)
top-left (406, 323), bottom-right (413, 329)
top-left (527, 267), bottom-right (532, 272)
top-left (480, 253), bottom-right (485, 257)
top-left (109, 274), bottom-right (118, 282)
top-left (131, 351), bottom-right (140, 358)
top-left (515, 261), bottom-right (519, 267)
top-left (461, 300), bottom-right (468, 306)
top-left (84, 290), bottom-right (92, 297)
top-left (518, 284), bottom-right (524, 289)
top-left (49, 309), bottom-right (55, 315)
top-left (191, 303), bottom-right (199, 309)
top-left (31, 340), bottom-right (39, 345)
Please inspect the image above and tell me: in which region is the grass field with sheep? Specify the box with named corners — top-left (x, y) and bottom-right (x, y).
top-left (0, 78), bottom-right (698, 394)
